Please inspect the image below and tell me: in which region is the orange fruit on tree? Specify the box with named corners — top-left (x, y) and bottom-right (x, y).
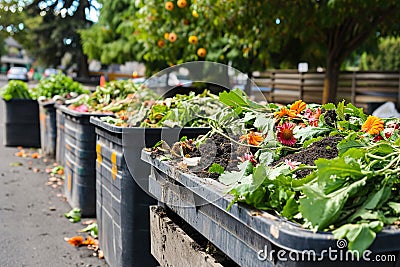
top-left (157, 39), bottom-right (165, 48)
top-left (164, 33), bottom-right (170, 39)
top-left (168, 32), bottom-right (177, 42)
top-left (165, 1), bottom-right (174, 11)
top-left (192, 10), bottom-right (199, 18)
top-left (188, 35), bottom-right (198, 44)
top-left (177, 0), bottom-right (187, 8)
top-left (197, 47), bottom-right (207, 57)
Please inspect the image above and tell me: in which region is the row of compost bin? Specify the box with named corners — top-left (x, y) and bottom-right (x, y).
top-left (3, 88), bottom-right (226, 266)
top-left (3, 85), bottom-right (400, 267)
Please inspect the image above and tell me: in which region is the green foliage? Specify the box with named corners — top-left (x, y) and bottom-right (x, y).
top-left (359, 37), bottom-right (400, 71)
top-left (0, 80), bottom-right (33, 100)
top-left (34, 73), bottom-right (88, 99)
top-left (208, 163), bottom-right (225, 174)
top-left (21, 0), bottom-right (93, 74)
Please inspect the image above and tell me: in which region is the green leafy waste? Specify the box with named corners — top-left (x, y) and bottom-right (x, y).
top-left (0, 80), bottom-right (33, 101)
top-left (221, 140), bottom-right (400, 255)
top-left (212, 99), bottom-right (400, 255)
top-left (64, 208), bottom-right (81, 223)
top-left (79, 223), bottom-right (98, 238)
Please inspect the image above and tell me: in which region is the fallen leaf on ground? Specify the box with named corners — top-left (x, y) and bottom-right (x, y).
top-left (64, 208), bottom-right (81, 223)
top-left (66, 236), bottom-right (84, 246)
top-left (98, 250), bottom-right (104, 259)
top-left (82, 220), bottom-right (95, 225)
top-left (82, 236), bottom-right (97, 246)
top-left (31, 153), bottom-right (40, 159)
top-left (9, 162), bottom-right (23, 167)
top-left (15, 151), bottom-right (24, 157)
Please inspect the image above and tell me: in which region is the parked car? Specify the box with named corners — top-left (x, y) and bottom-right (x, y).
top-left (42, 68), bottom-right (59, 79)
top-left (7, 67), bottom-right (29, 82)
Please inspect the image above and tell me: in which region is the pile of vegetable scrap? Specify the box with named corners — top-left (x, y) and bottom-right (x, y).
top-left (0, 80), bottom-right (34, 101)
top-left (149, 88), bottom-right (400, 254)
top-left (104, 89), bottom-right (227, 128)
top-left (67, 79), bottom-right (158, 116)
top-left (65, 221), bottom-right (102, 258)
top-left (34, 73), bottom-right (89, 103)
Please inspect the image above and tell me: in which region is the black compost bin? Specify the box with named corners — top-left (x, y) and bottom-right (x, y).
top-left (39, 101), bottom-right (57, 158)
top-left (90, 117), bottom-right (210, 267)
top-left (142, 151), bottom-right (400, 267)
top-left (1, 98), bottom-right (40, 147)
top-left (59, 106), bottom-right (109, 216)
top-left (55, 104), bottom-right (65, 165)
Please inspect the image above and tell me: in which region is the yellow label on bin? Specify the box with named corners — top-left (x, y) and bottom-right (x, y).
top-left (111, 151), bottom-right (118, 180)
top-left (67, 173), bottom-right (72, 192)
top-left (39, 113), bottom-right (46, 128)
top-left (66, 159), bottom-right (72, 168)
top-left (96, 143), bottom-right (102, 168)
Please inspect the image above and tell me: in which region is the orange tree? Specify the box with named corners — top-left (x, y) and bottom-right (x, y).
top-left (82, 1), bottom-right (400, 103)
top-left (132, 1), bottom-right (280, 79)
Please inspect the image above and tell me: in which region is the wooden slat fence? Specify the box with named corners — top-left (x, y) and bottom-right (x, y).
top-left (252, 70), bottom-right (400, 112)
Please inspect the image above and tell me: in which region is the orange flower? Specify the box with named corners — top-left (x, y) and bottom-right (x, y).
top-left (290, 100), bottom-right (307, 114)
top-left (67, 236), bottom-right (84, 246)
top-left (274, 107), bottom-right (297, 119)
top-left (361, 115), bottom-right (384, 135)
top-left (240, 131), bottom-right (264, 146)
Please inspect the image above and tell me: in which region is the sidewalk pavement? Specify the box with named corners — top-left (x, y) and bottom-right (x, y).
top-left (0, 101), bottom-right (108, 267)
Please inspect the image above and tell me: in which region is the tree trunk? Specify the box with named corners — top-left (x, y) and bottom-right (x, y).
top-left (78, 52), bottom-right (89, 78)
top-left (322, 58), bottom-right (340, 104)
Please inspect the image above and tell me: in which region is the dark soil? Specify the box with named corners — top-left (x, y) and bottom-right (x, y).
top-left (193, 134), bottom-right (245, 178)
top-left (163, 133), bottom-right (343, 180)
top-left (273, 136), bottom-right (343, 178)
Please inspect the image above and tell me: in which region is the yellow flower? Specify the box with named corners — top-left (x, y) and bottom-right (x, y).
top-left (239, 131), bottom-right (264, 146)
top-left (361, 115), bottom-right (384, 135)
top-left (290, 100), bottom-right (307, 114)
top-left (274, 107), bottom-right (297, 119)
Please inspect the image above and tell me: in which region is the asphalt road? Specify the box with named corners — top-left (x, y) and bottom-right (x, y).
top-left (0, 83), bottom-right (108, 266)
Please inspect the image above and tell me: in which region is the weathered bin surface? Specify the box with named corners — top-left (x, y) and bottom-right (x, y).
top-left (149, 205), bottom-right (224, 267)
top-left (142, 151), bottom-right (400, 267)
top-left (39, 101), bottom-right (57, 158)
top-left (59, 106), bottom-right (109, 216)
top-left (1, 98), bottom-right (40, 147)
top-left (55, 105), bottom-right (65, 165)
top-left (90, 117), bottom-right (210, 267)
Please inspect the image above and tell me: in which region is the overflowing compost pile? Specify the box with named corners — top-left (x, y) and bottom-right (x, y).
top-left (149, 88), bottom-right (400, 254)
